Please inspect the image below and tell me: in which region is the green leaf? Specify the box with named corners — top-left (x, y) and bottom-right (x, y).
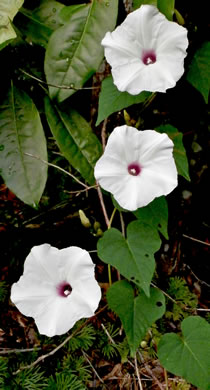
top-left (0, 84), bottom-right (48, 207)
top-left (44, 97), bottom-right (102, 185)
top-left (157, 0), bottom-right (174, 20)
top-left (158, 316), bottom-right (210, 390)
top-left (134, 196), bottom-right (168, 239)
top-left (156, 124), bottom-right (190, 181)
top-left (17, 1), bottom-right (65, 48)
top-left (107, 281), bottom-right (165, 356)
top-left (59, 4), bottom-right (87, 24)
top-left (45, 0), bottom-right (118, 102)
top-left (0, 0), bottom-right (24, 50)
top-left (96, 76), bottom-right (151, 126)
top-left (97, 221), bottom-right (161, 296)
top-left (133, 0), bottom-right (157, 10)
top-left (186, 42), bottom-right (210, 104)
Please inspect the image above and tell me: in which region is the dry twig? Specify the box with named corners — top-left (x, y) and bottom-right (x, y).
top-left (138, 351), bottom-right (164, 390)
top-left (24, 153), bottom-right (87, 188)
top-left (134, 354), bottom-right (143, 390)
top-left (0, 347), bottom-right (41, 355)
top-left (183, 233), bottom-right (210, 247)
top-left (19, 69), bottom-right (99, 91)
top-left (82, 350), bottom-right (104, 384)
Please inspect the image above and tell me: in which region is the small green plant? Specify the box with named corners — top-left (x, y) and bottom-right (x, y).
top-left (165, 277), bottom-right (197, 321)
top-left (97, 323), bottom-right (120, 359)
top-left (62, 355), bottom-right (91, 384)
top-left (116, 337), bottom-right (130, 363)
top-left (170, 380), bottom-right (191, 390)
top-left (0, 356), bottom-right (9, 387)
top-left (47, 372), bottom-right (85, 390)
top-left (12, 367), bottom-right (48, 389)
top-left (205, 312), bottom-right (210, 323)
top-left (67, 322), bottom-right (96, 353)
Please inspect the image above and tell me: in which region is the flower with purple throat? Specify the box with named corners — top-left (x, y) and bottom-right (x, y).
top-left (11, 244), bottom-right (101, 337)
top-left (101, 5), bottom-right (188, 95)
top-left (94, 125), bottom-right (178, 211)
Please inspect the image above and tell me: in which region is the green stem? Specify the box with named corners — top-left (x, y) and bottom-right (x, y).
top-left (108, 208), bottom-right (117, 229)
top-left (108, 265), bottom-right (112, 286)
top-left (107, 208), bottom-right (117, 286)
top-left (164, 368), bottom-right (169, 390)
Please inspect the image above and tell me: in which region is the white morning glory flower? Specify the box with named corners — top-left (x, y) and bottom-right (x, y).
top-left (94, 125), bottom-right (178, 211)
top-left (11, 244), bottom-right (101, 337)
top-left (101, 5), bottom-right (188, 95)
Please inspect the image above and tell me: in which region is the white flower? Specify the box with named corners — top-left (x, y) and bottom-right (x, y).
top-left (101, 5), bottom-right (188, 95)
top-left (94, 126), bottom-right (177, 211)
top-left (11, 244), bottom-right (101, 337)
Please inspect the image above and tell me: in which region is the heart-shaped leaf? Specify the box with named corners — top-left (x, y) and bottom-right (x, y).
top-left (186, 42), bottom-right (210, 104)
top-left (45, 0), bottom-right (118, 102)
top-left (0, 0), bottom-right (24, 50)
top-left (0, 84), bottom-right (48, 207)
top-left (156, 124), bottom-right (190, 181)
top-left (45, 97), bottom-right (102, 185)
top-left (107, 281), bottom-right (165, 356)
top-left (97, 221), bottom-right (161, 296)
top-left (96, 76), bottom-right (151, 126)
top-left (134, 196), bottom-right (168, 239)
top-left (158, 316), bottom-right (210, 390)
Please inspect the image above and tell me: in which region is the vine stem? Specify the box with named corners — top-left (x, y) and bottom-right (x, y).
top-left (108, 208), bottom-right (117, 229)
top-left (96, 184), bottom-right (118, 286)
top-left (101, 118), bottom-right (108, 151)
top-left (107, 208), bottom-right (117, 285)
top-left (96, 183), bottom-right (110, 228)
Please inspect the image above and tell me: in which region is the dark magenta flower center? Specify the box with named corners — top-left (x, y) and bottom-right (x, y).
top-left (128, 163), bottom-right (141, 176)
top-left (57, 281), bottom-right (72, 297)
top-left (142, 50), bottom-right (156, 65)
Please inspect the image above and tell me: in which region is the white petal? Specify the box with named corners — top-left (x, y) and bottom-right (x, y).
top-left (122, 5), bottom-right (164, 50)
top-left (11, 275), bottom-right (56, 318)
top-left (58, 247), bottom-right (97, 286)
top-left (11, 245), bottom-right (102, 336)
top-left (24, 244), bottom-right (64, 284)
top-left (156, 18), bottom-right (188, 56)
top-left (136, 130), bottom-right (174, 162)
top-left (95, 126), bottom-right (178, 211)
top-left (102, 5), bottom-right (188, 94)
top-left (34, 278), bottom-right (101, 337)
top-left (111, 62), bottom-right (148, 94)
top-left (100, 125), bottom-right (147, 162)
top-left (34, 296), bottom-right (80, 337)
top-left (102, 29), bottom-right (141, 67)
top-left (112, 176), bottom-right (143, 211)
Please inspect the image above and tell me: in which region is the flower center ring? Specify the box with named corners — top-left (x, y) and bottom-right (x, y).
top-left (128, 163), bottom-right (142, 176)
